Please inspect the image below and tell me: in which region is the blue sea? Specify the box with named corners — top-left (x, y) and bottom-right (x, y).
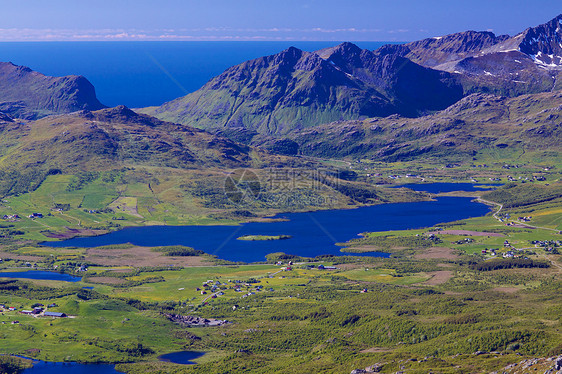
top-left (0, 41), bottom-right (392, 108)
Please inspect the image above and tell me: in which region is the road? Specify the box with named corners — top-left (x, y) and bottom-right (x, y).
top-left (477, 197), bottom-right (560, 234)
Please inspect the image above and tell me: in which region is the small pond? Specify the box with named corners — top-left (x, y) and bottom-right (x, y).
top-left (158, 351), bottom-right (206, 364)
top-left (17, 351), bottom-right (205, 373)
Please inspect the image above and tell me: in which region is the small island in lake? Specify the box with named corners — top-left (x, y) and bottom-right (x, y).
top-left (237, 235), bottom-right (292, 241)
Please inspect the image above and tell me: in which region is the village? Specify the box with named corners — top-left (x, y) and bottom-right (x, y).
top-left (194, 262), bottom-right (340, 304)
top-left (0, 302), bottom-right (68, 325)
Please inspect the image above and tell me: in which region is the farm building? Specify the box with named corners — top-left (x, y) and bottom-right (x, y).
top-left (43, 311), bottom-right (66, 318)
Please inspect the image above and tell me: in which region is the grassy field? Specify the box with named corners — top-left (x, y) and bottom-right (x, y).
top-left (236, 235), bottom-right (291, 241)
top-left (1, 246), bottom-right (562, 373)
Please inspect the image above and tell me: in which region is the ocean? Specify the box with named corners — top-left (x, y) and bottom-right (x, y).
top-left (0, 41), bottom-right (392, 108)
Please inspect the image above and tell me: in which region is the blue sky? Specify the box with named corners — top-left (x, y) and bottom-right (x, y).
top-left (0, 0), bottom-right (560, 41)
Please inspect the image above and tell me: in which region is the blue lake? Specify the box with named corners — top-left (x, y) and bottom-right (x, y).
top-left (18, 351), bottom-right (204, 374)
top-left (0, 271), bottom-right (81, 282)
top-left (21, 361), bottom-right (120, 374)
top-left (44, 196), bottom-right (490, 263)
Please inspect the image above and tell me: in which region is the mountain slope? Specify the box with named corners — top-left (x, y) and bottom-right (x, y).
top-left (0, 105), bottom-right (425, 217)
top-left (0, 105), bottom-right (254, 170)
top-left (141, 43), bottom-right (463, 135)
top-left (0, 62), bottom-right (105, 120)
top-left (0, 105), bottom-right (268, 194)
top-left (243, 90), bottom-right (561, 163)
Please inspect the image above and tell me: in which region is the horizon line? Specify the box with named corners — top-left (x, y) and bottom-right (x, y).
top-left (0, 39), bottom-right (406, 43)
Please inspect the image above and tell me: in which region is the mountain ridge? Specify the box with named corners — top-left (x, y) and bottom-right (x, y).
top-left (142, 43), bottom-right (463, 134)
top-left (375, 30), bottom-right (510, 67)
top-left (390, 14), bottom-right (562, 97)
top-left (280, 90), bottom-right (562, 162)
top-left (142, 14), bottom-right (562, 137)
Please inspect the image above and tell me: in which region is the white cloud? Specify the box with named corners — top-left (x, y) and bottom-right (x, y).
top-left (0, 26), bottom-right (392, 41)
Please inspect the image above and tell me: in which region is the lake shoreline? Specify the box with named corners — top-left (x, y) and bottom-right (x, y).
top-left (41, 194), bottom-right (492, 263)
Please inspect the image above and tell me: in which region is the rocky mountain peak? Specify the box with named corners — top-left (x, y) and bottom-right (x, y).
top-left (316, 42), bottom-right (363, 61)
top-left (332, 42), bottom-right (363, 55)
top-left (271, 46), bottom-right (304, 66)
top-left (143, 38), bottom-right (462, 134)
top-left (517, 14), bottom-right (562, 66)
top-left (384, 30), bottom-right (509, 68)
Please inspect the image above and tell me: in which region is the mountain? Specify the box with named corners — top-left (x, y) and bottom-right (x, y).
top-left (277, 90), bottom-right (562, 162)
top-left (143, 15), bottom-right (562, 137)
top-left (0, 62), bottom-right (105, 120)
top-left (0, 105), bottom-right (253, 170)
top-left (141, 43), bottom-right (463, 135)
top-left (0, 105), bottom-right (266, 194)
top-left (379, 15), bottom-right (562, 96)
top-left (485, 14), bottom-right (562, 67)
top-left (0, 105), bottom-right (420, 211)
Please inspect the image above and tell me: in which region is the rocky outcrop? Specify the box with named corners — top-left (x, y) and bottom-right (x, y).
top-left (163, 313), bottom-right (229, 327)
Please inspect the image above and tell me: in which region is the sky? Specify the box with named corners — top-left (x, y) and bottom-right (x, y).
top-left (0, 0), bottom-right (560, 42)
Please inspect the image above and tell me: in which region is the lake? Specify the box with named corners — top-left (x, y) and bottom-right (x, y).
top-left (0, 270), bottom-right (81, 282)
top-left (21, 361), bottom-right (121, 374)
top-left (43, 196), bottom-right (491, 263)
top-left (158, 351), bottom-right (205, 365)
top-left (0, 41), bottom-right (391, 108)
top-left (18, 351), bottom-right (205, 374)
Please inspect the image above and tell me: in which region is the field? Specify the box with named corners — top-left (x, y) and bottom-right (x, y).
top-left (236, 235), bottom-right (291, 241)
top-left (1, 242), bottom-right (562, 373)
